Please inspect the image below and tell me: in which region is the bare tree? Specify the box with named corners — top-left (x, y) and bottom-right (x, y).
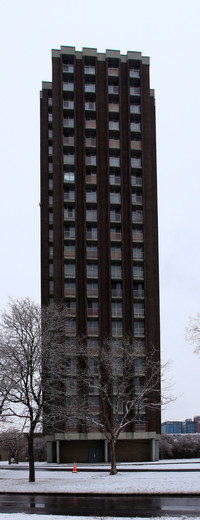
top-left (66, 337), bottom-right (162, 475)
top-left (0, 298), bottom-right (69, 482)
top-left (0, 428), bottom-right (23, 464)
top-left (186, 313), bottom-right (200, 355)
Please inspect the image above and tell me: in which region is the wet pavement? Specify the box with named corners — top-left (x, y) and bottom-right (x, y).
top-left (0, 493), bottom-right (200, 517)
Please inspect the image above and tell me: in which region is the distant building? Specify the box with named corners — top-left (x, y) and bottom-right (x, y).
top-left (162, 417), bottom-right (200, 434)
top-left (40, 46), bottom-right (160, 463)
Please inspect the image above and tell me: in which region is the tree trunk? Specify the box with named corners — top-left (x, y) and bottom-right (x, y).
top-left (110, 439), bottom-right (117, 475)
top-left (28, 431), bottom-right (35, 482)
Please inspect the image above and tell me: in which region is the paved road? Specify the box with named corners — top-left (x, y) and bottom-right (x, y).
top-left (0, 493), bottom-right (200, 517)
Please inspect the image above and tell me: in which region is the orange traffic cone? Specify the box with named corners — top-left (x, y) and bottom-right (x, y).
top-left (72, 461), bottom-right (77, 473)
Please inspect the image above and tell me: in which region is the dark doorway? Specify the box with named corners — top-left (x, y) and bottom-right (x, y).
top-left (88, 448), bottom-right (100, 462)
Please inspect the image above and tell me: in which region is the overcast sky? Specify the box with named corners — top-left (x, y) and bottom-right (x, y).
top-left (0, 0), bottom-right (200, 422)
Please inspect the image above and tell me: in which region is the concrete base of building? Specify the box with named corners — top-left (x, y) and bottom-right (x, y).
top-left (46, 432), bottom-right (160, 463)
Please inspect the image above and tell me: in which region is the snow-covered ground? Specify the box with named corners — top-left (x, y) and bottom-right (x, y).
top-left (0, 459), bottom-right (200, 494)
top-left (0, 460), bottom-right (200, 520)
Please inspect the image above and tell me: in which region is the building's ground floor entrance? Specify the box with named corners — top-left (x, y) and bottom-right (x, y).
top-left (46, 433), bottom-right (160, 463)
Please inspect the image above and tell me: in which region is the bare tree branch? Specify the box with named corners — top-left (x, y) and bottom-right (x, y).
top-left (186, 313), bottom-right (200, 355)
top-left (64, 336), bottom-right (163, 475)
top-left (0, 298), bottom-right (70, 482)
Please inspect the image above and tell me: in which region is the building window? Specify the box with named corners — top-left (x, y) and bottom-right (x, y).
top-left (87, 225), bottom-right (97, 240)
top-left (133, 282), bottom-right (144, 298)
top-left (65, 281), bottom-right (76, 297)
top-left (130, 86), bottom-right (140, 96)
top-left (66, 358), bottom-right (76, 377)
top-left (134, 321), bottom-right (144, 337)
top-left (64, 188), bottom-right (75, 201)
top-left (109, 156), bottom-right (120, 167)
top-left (49, 246), bottom-right (53, 258)
top-left (86, 207), bottom-right (97, 221)
top-left (63, 82), bottom-right (74, 91)
top-left (89, 377), bottom-right (99, 395)
top-left (87, 281), bottom-right (98, 296)
top-left (110, 173), bottom-right (120, 185)
top-left (110, 225), bottom-right (121, 241)
top-left (49, 178), bottom-right (53, 190)
top-left (49, 212), bottom-right (53, 224)
top-left (130, 104), bottom-right (140, 114)
top-left (135, 376), bottom-right (145, 394)
top-left (132, 227), bottom-right (143, 241)
top-left (129, 68), bottom-right (140, 79)
top-left (64, 153), bottom-right (74, 165)
top-left (85, 83), bottom-right (95, 93)
top-left (64, 117), bottom-right (74, 128)
top-left (64, 262), bottom-right (76, 277)
top-left (108, 85), bottom-right (119, 95)
top-left (63, 99), bottom-right (74, 109)
top-left (88, 300), bottom-right (98, 315)
top-left (110, 190), bottom-right (121, 204)
top-left (134, 302), bottom-right (144, 317)
top-left (66, 300), bottom-right (76, 314)
top-left (86, 186), bottom-right (97, 202)
top-left (87, 244), bottom-right (97, 258)
top-left (133, 266), bottom-right (144, 280)
top-left (131, 156), bottom-right (142, 168)
top-left (109, 120), bottom-right (119, 131)
top-left (85, 65), bottom-right (95, 75)
top-left (85, 100), bottom-right (96, 111)
top-left (49, 229), bottom-right (53, 241)
top-left (134, 358), bottom-right (145, 375)
top-left (87, 319), bottom-right (98, 334)
top-left (112, 320), bottom-right (122, 337)
top-left (49, 263), bottom-right (53, 277)
top-left (49, 280), bottom-right (54, 294)
top-left (112, 302), bottom-right (122, 317)
top-left (111, 264), bottom-right (122, 279)
top-left (64, 243), bottom-right (75, 257)
top-left (110, 208), bottom-right (121, 222)
top-left (132, 191), bottom-right (142, 205)
top-left (86, 154), bottom-right (96, 166)
top-left (64, 206), bottom-right (75, 219)
top-left (111, 282), bottom-right (122, 297)
top-left (132, 209), bottom-right (143, 223)
top-left (89, 357), bottom-right (99, 374)
top-left (110, 244), bottom-right (121, 259)
top-left (64, 225), bottom-right (75, 239)
top-left (86, 171), bottom-right (97, 184)
top-left (63, 63), bottom-right (74, 73)
top-left (64, 171), bottom-right (75, 183)
top-left (130, 121), bottom-right (141, 132)
top-left (87, 263), bottom-right (98, 278)
top-left (133, 246), bottom-right (143, 260)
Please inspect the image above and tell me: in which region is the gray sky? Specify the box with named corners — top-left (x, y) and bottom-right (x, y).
top-left (0, 0), bottom-right (200, 422)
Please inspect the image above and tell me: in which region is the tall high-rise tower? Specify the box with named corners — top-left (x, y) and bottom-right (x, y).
top-left (40, 47), bottom-right (160, 463)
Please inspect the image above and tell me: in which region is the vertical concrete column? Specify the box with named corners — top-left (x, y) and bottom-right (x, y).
top-left (104, 440), bottom-right (108, 462)
top-left (46, 442), bottom-right (53, 463)
top-left (150, 438), bottom-right (156, 461)
top-left (155, 439), bottom-right (159, 460)
top-left (56, 440), bottom-right (60, 463)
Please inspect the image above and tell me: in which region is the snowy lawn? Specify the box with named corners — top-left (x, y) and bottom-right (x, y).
top-left (0, 459), bottom-right (200, 494)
